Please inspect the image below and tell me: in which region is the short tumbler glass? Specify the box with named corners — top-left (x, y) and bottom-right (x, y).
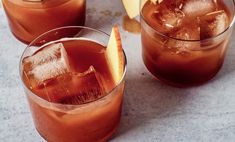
top-left (140, 0), bottom-right (235, 87)
top-left (2, 0), bottom-right (86, 44)
top-left (19, 26), bottom-right (126, 142)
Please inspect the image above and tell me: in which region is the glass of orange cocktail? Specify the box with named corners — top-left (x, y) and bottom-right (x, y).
top-left (19, 26), bottom-right (126, 142)
top-left (2, 0), bottom-right (86, 44)
top-left (140, 0), bottom-right (235, 87)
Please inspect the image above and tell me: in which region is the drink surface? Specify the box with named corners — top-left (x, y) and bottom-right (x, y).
top-left (142, 0), bottom-right (231, 40)
top-left (23, 38), bottom-right (115, 104)
top-left (22, 39), bottom-right (123, 142)
top-left (141, 0), bottom-right (233, 86)
top-left (2, 0), bottom-right (86, 44)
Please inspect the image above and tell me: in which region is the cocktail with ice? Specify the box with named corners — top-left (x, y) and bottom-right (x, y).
top-left (2, 0), bottom-right (86, 44)
top-left (141, 0), bottom-right (235, 87)
top-left (19, 26), bottom-right (126, 142)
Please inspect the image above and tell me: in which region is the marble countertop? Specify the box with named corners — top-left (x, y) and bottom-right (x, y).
top-left (1, 0), bottom-right (235, 142)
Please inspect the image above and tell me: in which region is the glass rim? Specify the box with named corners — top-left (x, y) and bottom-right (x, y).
top-left (140, 0), bottom-right (235, 43)
top-left (19, 26), bottom-right (127, 107)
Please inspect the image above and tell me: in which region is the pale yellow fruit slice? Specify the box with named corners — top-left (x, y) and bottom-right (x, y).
top-left (105, 25), bottom-right (124, 85)
top-left (122, 0), bottom-right (163, 19)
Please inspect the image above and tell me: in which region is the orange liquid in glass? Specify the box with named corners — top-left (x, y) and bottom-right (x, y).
top-left (2, 0), bottom-right (86, 44)
top-left (23, 39), bottom-right (124, 142)
top-left (141, 0), bottom-right (232, 87)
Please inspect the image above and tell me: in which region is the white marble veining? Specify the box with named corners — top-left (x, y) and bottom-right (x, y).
top-left (1, 0), bottom-right (235, 142)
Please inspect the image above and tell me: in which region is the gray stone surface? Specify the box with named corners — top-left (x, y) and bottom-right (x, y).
top-left (1, 0), bottom-right (235, 142)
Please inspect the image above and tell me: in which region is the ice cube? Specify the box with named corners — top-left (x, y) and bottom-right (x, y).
top-left (23, 43), bottom-right (70, 89)
top-left (173, 22), bottom-right (200, 41)
top-left (183, 0), bottom-right (216, 17)
top-left (200, 10), bottom-right (229, 39)
top-left (152, 4), bottom-right (185, 32)
top-left (36, 66), bottom-right (106, 104)
top-left (165, 20), bottom-right (200, 53)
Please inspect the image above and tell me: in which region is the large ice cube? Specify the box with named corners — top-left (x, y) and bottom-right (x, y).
top-left (165, 20), bottom-right (200, 53)
top-left (36, 66), bottom-right (106, 104)
top-left (183, 0), bottom-right (216, 17)
top-left (173, 22), bottom-right (200, 41)
top-left (152, 4), bottom-right (185, 32)
top-left (23, 43), bottom-right (70, 88)
top-left (200, 10), bottom-right (229, 39)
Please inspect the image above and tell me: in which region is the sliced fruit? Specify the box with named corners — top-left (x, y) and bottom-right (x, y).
top-left (150, 0), bottom-right (163, 4)
top-left (122, 0), bottom-right (163, 19)
top-left (122, 0), bottom-right (142, 19)
top-left (105, 25), bottom-right (124, 85)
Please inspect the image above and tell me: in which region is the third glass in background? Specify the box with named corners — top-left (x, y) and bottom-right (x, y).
top-left (2, 0), bottom-right (86, 44)
top-left (140, 0), bottom-right (235, 87)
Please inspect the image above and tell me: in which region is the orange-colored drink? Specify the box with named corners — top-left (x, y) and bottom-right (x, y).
top-left (141, 0), bottom-right (235, 87)
top-left (2, 0), bottom-right (86, 44)
top-left (20, 26), bottom-right (126, 142)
